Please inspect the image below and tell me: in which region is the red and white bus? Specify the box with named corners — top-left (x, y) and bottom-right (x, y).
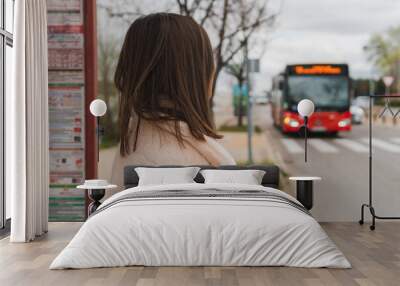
top-left (271, 64), bottom-right (352, 134)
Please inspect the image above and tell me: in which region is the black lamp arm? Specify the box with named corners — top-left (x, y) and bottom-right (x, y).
top-left (304, 116), bottom-right (308, 163)
top-left (96, 117), bottom-right (104, 163)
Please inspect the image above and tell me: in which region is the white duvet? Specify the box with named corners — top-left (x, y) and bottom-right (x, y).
top-left (50, 183), bottom-right (350, 269)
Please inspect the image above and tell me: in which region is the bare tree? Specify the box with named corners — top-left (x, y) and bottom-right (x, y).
top-left (177, 0), bottom-right (277, 100)
top-left (98, 0), bottom-right (172, 24)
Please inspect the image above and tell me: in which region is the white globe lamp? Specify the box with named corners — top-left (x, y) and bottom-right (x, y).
top-left (298, 99), bottom-right (315, 117)
top-left (297, 99), bottom-right (315, 162)
top-left (90, 99), bottom-right (107, 117)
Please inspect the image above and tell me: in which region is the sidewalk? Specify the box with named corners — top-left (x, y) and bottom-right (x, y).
top-left (219, 132), bottom-right (270, 164)
top-left (213, 95), bottom-right (274, 164)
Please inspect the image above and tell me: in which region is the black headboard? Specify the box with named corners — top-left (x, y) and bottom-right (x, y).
top-left (124, 165), bottom-right (280, 189)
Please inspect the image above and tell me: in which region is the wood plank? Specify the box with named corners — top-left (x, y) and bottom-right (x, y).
top-left (0, 222), bottom-right (400, 286)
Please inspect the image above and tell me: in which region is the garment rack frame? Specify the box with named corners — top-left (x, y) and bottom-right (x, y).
top-left (359, 94), bottom-right (400, 230)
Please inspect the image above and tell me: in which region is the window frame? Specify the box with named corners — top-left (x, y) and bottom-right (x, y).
top-left (0, 0), bottom-right (13, 233)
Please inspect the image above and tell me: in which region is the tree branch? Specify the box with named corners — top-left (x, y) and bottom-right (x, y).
top-left (199, 0), bottom-right (216, 26)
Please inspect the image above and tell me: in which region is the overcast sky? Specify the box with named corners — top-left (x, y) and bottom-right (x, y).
top-left (248, 0), bottom-right (400, 92)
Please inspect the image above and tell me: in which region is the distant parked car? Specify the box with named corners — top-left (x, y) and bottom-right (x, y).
top-left (350, 105), bottom-right (365, 124)
top-left (352, 96), bottom-right (370, 111)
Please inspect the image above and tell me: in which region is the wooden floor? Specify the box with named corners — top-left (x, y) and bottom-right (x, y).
top-left (0, 222), bottom-right (399, 286)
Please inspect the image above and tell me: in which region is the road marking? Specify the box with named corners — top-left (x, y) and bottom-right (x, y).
top-left (309, 139), bottom-right (339, 153)
top-left (281, 139), bottom-right (303, 154)
top-left (361, 138), bottom-right (400, 153)
top-left (390, 138), bottom-right (400, 145)
top-left (334, 139), bottom-right (369, 153)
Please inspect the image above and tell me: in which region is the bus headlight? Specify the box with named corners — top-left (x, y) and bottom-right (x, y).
top-left (338, 119), bottom-right (351, 127)
top-left (284, 117), bottom-right (300, 128)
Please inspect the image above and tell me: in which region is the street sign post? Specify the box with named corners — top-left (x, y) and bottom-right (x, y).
top-left (247, 59), bottom-right (260, 73)
top-left (246, 58), bottom-right (260, 164)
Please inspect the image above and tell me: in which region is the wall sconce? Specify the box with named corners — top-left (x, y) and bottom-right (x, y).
top-left (89, 99), bottom-right (107, 162)
top-left (297, 99), bottom-right (315, 162)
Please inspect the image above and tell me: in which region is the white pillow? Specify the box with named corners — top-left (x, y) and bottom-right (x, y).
top-left (200, 169), bottom-right (266, 185)
top-left (135, 167), bottom-right (200, 186)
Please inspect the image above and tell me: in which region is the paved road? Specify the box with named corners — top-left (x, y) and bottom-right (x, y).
top-left (255, 104), bottom-right (400, 222)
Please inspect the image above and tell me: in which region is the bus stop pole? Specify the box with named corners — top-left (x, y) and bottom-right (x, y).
top-left (245, 45), bottom-right (253, 164)
top-left (247, 77), bottom-right (253, 164)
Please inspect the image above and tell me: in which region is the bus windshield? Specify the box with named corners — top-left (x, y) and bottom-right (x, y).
top-left (287, 76), bottom-right (349, 111)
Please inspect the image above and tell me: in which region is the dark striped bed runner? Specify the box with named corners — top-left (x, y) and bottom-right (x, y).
top-left (90, 189), bottom-right (310, 218)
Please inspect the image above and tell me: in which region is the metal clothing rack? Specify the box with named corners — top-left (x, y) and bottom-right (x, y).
top-left (359, 94), bottom-right (400, 230)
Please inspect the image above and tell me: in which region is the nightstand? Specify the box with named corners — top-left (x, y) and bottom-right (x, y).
top-left (289, 176), bottom-right (321, 210)
top-left (77, 180), bottom-right (117, 216)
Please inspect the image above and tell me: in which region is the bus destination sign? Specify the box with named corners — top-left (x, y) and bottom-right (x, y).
top-left (287, 64), bottom-right (348, 76)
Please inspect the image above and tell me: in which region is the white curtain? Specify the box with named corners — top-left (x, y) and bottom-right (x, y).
top-left (8, 0), bottom-right (49, 242)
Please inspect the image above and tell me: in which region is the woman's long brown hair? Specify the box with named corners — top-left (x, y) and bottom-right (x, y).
top-left (115, 13), bottom-right (221, 156)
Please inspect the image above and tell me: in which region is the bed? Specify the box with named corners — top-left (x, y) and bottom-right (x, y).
top-left (50, 165), bottom-right (350, 269)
